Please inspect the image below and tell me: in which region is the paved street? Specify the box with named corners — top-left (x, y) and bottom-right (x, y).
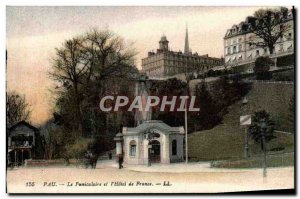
top-left (7, 161), bottom-right (294, 193)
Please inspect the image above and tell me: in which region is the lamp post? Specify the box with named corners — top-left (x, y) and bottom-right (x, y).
top-left (14, 149), bottom-right (17, 167)
top-left (260, 119), bottom-right (267, 178)
top-left (242, 97), bottom-right (249, 158)
top-left (113, 132), bottom-right (123, 169)
top-left (145, 129), bottom-right (155, 167)
top-left (148, 144), bottom-right (152, 167)
top-left (21, 149), bottom-right (24, 165)
top-left (272, 47), bottom-right (277, 69)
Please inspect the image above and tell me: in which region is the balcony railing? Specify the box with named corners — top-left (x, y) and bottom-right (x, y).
top-left (225, 48), bottom-right (294, 67)
top-left (9, 141), bottom-right (33, 148)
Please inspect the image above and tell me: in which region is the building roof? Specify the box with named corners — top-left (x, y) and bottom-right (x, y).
top-left (160, 35), bottom-right (168, 42)
top-left (224, 9), bottom-right (293, 39)
top-left (123, 120), bottom-right (184, 135)
top-left (8, 120), bottom-right (39, 132)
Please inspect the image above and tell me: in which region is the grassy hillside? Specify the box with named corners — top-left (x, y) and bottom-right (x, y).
top-left (213, 152), bottom-right (294, 168)
top-left (188, 82), bottom-right (294, 161)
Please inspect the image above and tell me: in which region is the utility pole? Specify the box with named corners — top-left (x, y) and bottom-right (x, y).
top-left (244, 128), bottom-right (249, 158)
top-left (260, 119), bottom-right (267, 178)
top-left (241, 97), bottom-right (249, 158)
top-left (262, 133), bottom-right (267, 177)
top-left (185, 97), bottom-right (188, 164)
top-left (184, 63), bottom-right (189, 164)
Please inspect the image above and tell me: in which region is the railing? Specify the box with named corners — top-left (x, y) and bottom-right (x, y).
top-left (9, 144), bottom-right (33, 149)
top-left (244, 79), bottom-right (294, 84)
top-left (274, 130), bottom-right (294, 135)
top-left (148, 77), bottom-right (169, 81)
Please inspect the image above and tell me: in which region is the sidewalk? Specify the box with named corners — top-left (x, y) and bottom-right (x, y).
top-left (96, 160), bottom-right (263, 173)
top-left (125, 162), bottom-right (215, 173)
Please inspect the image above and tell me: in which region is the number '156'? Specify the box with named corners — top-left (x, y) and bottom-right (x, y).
top-left (26, 182), bottom-right (35, 187)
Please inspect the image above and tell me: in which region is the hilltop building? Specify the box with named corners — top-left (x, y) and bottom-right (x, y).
top-left (224, 9), bottom-right (294, 72)
top-left (141, 27), bottom-right (223, 78)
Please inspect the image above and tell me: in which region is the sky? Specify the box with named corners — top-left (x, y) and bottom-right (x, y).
top-left (6, 6), bottom-right (279, 126)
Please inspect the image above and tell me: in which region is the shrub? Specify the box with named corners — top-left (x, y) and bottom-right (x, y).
top-left (63, 138), bottom-right (91, 162)
top-left (207, 69), bottom-right (215, 77)
top-left (254, 56), bottom-right (274, 80)
top-left (277, 54), bottom-right (294, 67)
top-left (272, 70), bottom-right (294, 81)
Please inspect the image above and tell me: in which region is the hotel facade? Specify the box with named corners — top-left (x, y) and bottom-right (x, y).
top-left (141, 28), bottom-right (223, 78)
top-left (224, 9), bottom-right (294, 71)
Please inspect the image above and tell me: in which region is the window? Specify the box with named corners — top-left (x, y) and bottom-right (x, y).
top-left (247, 44), bottom-right (251, 50)
top-left (233, 46), bottom-right (237, 53)
top-left (280, 24), bottom-right (284, 31)
top-left (172, 140), bottom-right (177, 156)
top-left (129, 140), bottom-right (136, 156)
top-left (11, 135), bottom-right (33, 146)
top-left (256, 50), bottom-right (259, 56)
top-left (279, 44), bottom-right (284, 52)
top-left (227, 47), bottom-right (230, 55)
top-left (238, 44), bottom-right (242, 52)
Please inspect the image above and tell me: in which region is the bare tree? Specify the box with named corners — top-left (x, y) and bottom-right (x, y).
top-left (249, 7), bottom-right (291, 55)
top-left (50, 37), bottom-right (90, 135)
top-left (83, 29), bottom-right (136, 83)
top-left (6, 92), bottom-right (31, 126)
top-left (83, 29), bottom-right (137, 137)
top-left (42, 124), bottom-right (63, 160)
top-left (50, 29), bottom-right (137, 138)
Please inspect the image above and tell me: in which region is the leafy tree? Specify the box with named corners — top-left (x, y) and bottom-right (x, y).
top-left (6, 92), bottom-right (31, 126)
top-left (249, 7), bottom-right (291, 54)
top-left (249, 110), bottom-right (276, 150)
top-left (207, 69), bottom-right (215, 77)
top-left (192, 77), bottom-right (251, 132)
top-left (150, 78), bottom-right (187, 127)
top-left (254, 56), bottom-right (274, 72)
top-left (213, 76), bottom-right (250, 113)
top-left (194, 81), bottom-right (220, 130)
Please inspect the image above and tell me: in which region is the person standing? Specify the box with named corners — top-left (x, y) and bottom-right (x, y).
top-left (118, 155), bottom-right (123, 169)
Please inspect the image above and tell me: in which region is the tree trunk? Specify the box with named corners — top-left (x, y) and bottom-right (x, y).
top-left (260, 139), bottom-right (264, 151)
top-left (73, 81), bottom-right (83, 137)
top-left (269, 45), bottom-right (274, 55)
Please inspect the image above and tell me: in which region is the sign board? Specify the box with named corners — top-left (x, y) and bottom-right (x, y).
top-left (240, 115), bottom-right (251, 127)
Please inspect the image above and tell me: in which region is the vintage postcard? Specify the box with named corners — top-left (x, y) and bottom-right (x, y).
top-left (6, 6), bottom-right (295, 194)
